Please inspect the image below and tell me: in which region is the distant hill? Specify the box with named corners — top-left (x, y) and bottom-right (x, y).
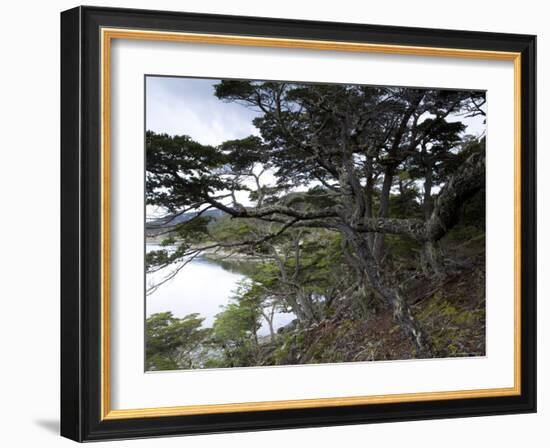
top-left (146, 209), bottom-right (225, 236)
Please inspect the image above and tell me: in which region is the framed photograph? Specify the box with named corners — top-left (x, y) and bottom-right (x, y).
top-left (60, 6), bottom-right (536, 441)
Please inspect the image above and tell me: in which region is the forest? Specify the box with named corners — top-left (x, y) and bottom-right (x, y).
top-left (145, 80), bottom-right (486, 371)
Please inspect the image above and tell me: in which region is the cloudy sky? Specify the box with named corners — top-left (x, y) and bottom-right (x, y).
top-left (146, 76), bottom-right (485, 146)
top-left (146, 76), bottom-right (260, 145)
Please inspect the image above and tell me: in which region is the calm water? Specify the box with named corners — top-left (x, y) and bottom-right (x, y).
top-left (146, 245), bottom-right (294, 336)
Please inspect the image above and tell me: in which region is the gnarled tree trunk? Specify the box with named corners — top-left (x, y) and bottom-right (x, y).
top-left (340, 226), bottom-right (433, 357)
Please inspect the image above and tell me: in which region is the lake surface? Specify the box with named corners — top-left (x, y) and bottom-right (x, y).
top-left (146, 245), bottom-right (294, 336)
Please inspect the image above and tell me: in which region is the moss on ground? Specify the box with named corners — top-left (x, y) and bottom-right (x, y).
top-left (258, 261), bottom-right (485, 365)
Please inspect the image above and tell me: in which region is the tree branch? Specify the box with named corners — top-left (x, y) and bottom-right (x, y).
top-left (426, 150), bottom-right (485, 241)
top-left (206, 196), bottom-right (340, 221)
top-left (353, 150), bottom-right (485, 242)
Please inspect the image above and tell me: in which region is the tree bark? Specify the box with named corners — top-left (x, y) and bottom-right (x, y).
top-left (340, 226), bottom-right (433, 357)
top-left (423, 165), bottom-right (434, 220)
top-left (425, 151), bottom-right (485, 242)
top-left (422, 240), bottom-right (444, 278)
top-left (373, 165), bottom-right (395, 261)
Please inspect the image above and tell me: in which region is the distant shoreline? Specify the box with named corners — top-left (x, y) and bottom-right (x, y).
top-left (146, 239), bottom-right (263, 263)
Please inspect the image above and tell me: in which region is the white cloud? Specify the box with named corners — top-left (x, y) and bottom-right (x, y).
top-left (146, 76), bottom-right (259, 145)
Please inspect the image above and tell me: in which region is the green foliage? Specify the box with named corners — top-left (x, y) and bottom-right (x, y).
top-left (145, 249), bottom-right (170, 271)
top-left (221, 135), bottom-right (268, 171)
top-left (146, 216), bottom-right (213, 272)
top-left (209, 283), bottom-right (263, 367)
top-left (417, 285), bottom-right (486, 357)
top-left (145, 244), bottom-right (186, 272)
top-left (160, 236), bottom-right (176, 246)
top-left (146, 131), bottom-right (227, 211)
top-left (208, 216), bottom-right (258, 243)
top-left (145, 312), bottom-right (210, 370)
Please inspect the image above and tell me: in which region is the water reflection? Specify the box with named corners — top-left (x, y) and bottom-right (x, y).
top-left (146, 246), bottom-right (294, 336)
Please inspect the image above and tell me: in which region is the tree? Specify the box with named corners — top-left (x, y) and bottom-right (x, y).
top-left (145, 312), bottom-right (210, 370)
top-left (210, 284), bottom-right (263, 367)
